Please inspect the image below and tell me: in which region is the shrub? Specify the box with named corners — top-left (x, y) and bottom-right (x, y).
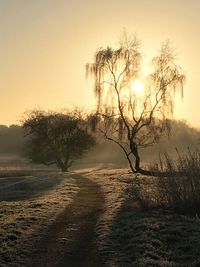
top-left (155, 150), bottom-right (200, 213)
top-left (126, 150), bottom-right (200, 214)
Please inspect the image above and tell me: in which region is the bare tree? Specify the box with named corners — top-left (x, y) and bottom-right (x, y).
top-left (86, 33), bottom-right (185, 174)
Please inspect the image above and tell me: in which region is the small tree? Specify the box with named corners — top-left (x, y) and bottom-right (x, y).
top-left (23, 109), bottom-right (95, 171)
top-left (86, 33), bottom-right (185, 174)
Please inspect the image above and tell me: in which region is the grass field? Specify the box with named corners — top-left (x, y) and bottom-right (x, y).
top-left (1, 166), bottom-right (200, 266)
top-left (86, 169), bottom-right (200, 267)
top-left (0, 170), bottom-right (79, 267)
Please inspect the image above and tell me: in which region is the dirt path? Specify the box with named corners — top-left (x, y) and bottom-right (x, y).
top-left (28, 172), bottom-right (105, 267)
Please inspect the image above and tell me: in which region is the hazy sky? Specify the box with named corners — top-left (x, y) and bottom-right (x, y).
top-left (0, 0), bottom-right (200, 126)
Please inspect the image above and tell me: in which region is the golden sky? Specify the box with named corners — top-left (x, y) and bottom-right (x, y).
top-left (0, 0), bottom-right (199, 127)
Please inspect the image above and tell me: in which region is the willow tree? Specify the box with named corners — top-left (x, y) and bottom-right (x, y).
top-left (86, 34), bottom-right (185, 174)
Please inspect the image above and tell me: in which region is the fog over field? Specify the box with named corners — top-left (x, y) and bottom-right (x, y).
top-left (0, 120), bottom-right (199, 171)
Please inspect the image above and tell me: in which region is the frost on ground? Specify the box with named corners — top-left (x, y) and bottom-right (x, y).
top-left (2, 167), bottom-right (200, 267)
top-left (0, 172), bottom-right (79, 267)
top-left (85, 168), bottom-right (133, 266)
top-left (87, 168), bottom-right (200, 267)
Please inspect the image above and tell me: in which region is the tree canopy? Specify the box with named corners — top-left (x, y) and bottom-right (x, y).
top-left (23, 110), bottom-right (95, 171)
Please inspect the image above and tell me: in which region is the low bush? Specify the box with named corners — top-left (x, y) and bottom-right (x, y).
top-left (127, 150), bottom-right (200, 214)
top-left (155, 150), bottom-right (200, 213)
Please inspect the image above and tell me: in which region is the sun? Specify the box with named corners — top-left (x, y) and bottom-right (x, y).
top-left (132, 80), bottom-right (144, 94)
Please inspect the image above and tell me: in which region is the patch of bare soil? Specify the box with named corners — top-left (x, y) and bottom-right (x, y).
top-left (28, 173), bottom-right (105, 267)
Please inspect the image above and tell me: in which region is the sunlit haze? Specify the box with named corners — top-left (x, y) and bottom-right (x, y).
top-left (0, 0), bottom-right (199, 127)
top-left (132, 80), bottom-right (144, 95)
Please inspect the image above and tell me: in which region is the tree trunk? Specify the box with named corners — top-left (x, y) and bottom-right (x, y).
top-left (61, 159), bottom-right (73, 172)
top-left (56, 160), bottom-right (69, 172)
top-left (130, 142), bottom-right (155, 175)
top-left (61, 167), bottom-right (69, 172)
top-left (130, 141), bottom-right (141, 172)
top-left (134, 152), bottom-right (141, 172)
top-left (130, 142), bottom-right (158, 176)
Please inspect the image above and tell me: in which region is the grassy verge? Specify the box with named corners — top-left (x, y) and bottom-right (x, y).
top-left (87, 167), bottom-right (200, 267)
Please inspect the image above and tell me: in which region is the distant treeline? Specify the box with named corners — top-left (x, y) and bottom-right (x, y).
top-left (0, 120), bottom-right (199, 164)
top-left (0, 125), bottom-right (25, 154)
top-left (141, 120), bottom-right (200, 162)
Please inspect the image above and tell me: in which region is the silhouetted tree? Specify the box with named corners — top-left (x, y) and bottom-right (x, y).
top-left (23, 110), bottom-right (95, 171)
top-left (86, 33), bottom-right (185, 174)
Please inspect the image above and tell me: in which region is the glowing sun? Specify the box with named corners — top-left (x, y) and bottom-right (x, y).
top-left (132, 80), bottom-right (144, 94)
